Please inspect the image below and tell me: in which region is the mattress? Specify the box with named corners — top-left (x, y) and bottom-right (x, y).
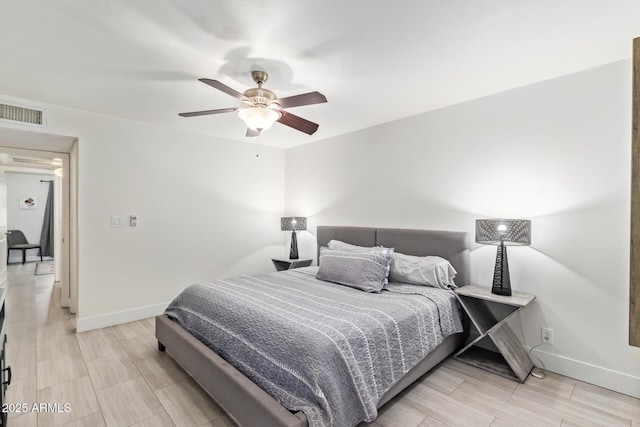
top-left (164, 266), bottom-right (463, 427)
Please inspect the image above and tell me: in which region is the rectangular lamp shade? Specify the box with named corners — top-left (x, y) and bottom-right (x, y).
top-left (281, 217), bottom-right (307, 231)
top-left (476, 218), bottom-right (531, 297)
top-left (476, 219), bottom-right (531, 246)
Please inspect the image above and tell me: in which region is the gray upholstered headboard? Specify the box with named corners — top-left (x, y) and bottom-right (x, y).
top-left (317, 226), bottom-right (470, 287)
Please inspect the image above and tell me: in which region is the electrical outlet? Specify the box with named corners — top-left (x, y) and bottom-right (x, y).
top-left (541, 327), bottom-right (554, 345)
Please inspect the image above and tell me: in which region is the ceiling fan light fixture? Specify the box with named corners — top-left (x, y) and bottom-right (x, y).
top-left (238, 107), bottom-right (281, 131)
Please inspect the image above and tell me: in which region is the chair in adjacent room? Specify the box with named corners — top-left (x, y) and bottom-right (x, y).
top-left (7, 230), bottom-right (42, 264)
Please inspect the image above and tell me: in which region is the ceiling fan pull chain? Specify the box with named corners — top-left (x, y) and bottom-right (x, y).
top-left (256, 132), bottom-right (260, 158)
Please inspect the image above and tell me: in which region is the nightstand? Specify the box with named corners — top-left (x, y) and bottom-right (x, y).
top-left (271, 258), bottom-right (313, 271)
top-left (453, 285), bottom-right (535, 383)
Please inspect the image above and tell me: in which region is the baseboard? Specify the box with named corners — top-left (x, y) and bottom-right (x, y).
top-left (76, 302), bottom-right (169, 332)
top-left (531, 347), bottom-right (640, 399)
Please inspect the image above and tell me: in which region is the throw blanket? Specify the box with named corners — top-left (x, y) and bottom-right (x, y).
top-left (165, 267), bottom-right (463, 427)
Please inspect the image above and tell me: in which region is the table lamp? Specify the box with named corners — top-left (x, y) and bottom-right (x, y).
top-left (281, 217), bottom-right (307, 260)
top-left (476, 219), bottom-right (531, 296)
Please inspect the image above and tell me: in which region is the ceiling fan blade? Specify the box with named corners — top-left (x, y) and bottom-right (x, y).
top-left (199, 78), bottom-right (249, 102)
top-left (277, 110), bottom-right (319, 135)
top-left (246, 128), bottom-right (260, 138)
top-left (277, 91), bottom-right (327, 109)
top-left (178, 107), bottom-right (238, 117)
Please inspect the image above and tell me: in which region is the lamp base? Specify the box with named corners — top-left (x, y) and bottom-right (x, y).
top-left (491, 285), bottom-right (512, 296)
top-left (289, 230), bottom-right (299, 260)
top-left (492, 243), bottom-right (512, 296)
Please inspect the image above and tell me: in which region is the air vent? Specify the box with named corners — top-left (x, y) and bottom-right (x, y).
top-left (0, 103), bottom-right (44, 127)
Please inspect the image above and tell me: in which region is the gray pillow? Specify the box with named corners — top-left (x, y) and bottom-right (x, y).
top-left (317, 247), bottom-right (393, 293)
top-left (326, 240), bottom-right (394, 286)
top-left (388, 252), bottom-right (457, 289)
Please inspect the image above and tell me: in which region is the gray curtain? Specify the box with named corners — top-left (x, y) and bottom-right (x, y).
top-left (40, 180), bottom-right (54, 257)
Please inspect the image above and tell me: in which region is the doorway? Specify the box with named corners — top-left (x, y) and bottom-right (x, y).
top-left (0, 126), bottom-right (77, 316)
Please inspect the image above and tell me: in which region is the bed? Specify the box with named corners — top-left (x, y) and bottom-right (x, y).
top-left (156, 226), bottom-right (470, 427)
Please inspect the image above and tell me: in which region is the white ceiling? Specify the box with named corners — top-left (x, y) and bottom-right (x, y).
top-left (0, 1), bottom-right (638, 149)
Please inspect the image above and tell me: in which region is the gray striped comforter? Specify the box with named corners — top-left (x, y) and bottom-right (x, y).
top-left (165, 267), bottom-right (463, 427)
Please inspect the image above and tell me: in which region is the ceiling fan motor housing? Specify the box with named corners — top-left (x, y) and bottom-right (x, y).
top-left (243, 87), bottom-right (280, 108)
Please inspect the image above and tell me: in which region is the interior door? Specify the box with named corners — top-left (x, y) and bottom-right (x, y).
top-left (0, 176), bottom-right (7, 286)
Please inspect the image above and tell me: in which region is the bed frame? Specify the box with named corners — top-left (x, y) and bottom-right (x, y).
top-left (156, 226), bottom-right (470, 427)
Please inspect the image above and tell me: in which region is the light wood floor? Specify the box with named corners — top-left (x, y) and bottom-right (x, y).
top-left (4, 263), bottom-right (640, 427)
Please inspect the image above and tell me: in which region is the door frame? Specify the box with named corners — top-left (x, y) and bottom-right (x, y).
top-left (631, 37), bottom-right (640, 347)
top-left (0, 146), bottom-right (73, 309)
top-left (0, 176), bottom-right (7, 287)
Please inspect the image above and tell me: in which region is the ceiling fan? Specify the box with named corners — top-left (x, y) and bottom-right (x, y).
top-left (179, 71), bottom-right (327, 137)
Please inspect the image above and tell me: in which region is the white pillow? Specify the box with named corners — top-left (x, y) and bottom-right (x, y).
top-left (327, 240), bottom-right (378, 252)
top-left (389, 253), bottom-right (457, 289)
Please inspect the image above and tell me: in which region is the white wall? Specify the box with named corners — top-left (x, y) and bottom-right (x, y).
top-left (2, 59), bottom-right (636, 397)
top-left (285, 60), bottom-right (640, 397)
top-left (5, 171), bottom-right (54, 263)
top-left (0, 95), bottom-right (287, 331)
